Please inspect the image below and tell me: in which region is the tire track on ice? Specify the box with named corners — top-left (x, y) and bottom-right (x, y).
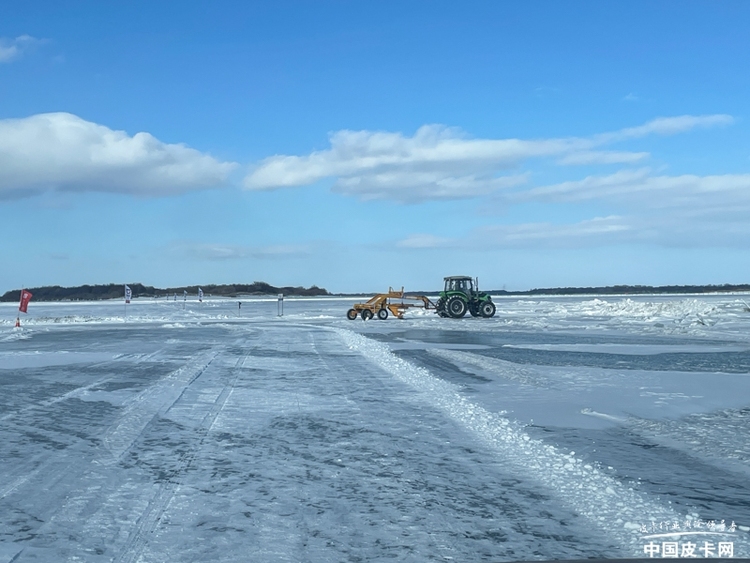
top-left (1, 349), bottom-right (222, 561)
top-left (0, 376), bottom-right (116, 425)
top-left (309, 331), bottom-right (466, 562)
top-left (337, 329), bottom-right (750, 556)
top-left (0, 352), bottom-right (190, 501)
top-left (101, 349), bottom-right (220, 463)
top-left (113, 350), bottom-right (245, 563)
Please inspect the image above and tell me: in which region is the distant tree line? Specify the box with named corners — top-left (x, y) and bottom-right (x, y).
top-left (358, 283), bottom-right (750, 297)
top-left (0, 282), bottom-right (329, 302)
top-left (5, 282), bottom-right (750, 302)
top-left (492, 284), bottom-right (750, 296)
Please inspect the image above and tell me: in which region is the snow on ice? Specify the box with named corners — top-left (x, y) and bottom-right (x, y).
top-left (1, 294), bottom-right (750, 561)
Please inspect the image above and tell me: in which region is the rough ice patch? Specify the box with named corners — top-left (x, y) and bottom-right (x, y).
top-left (0, 350), bottom-right (116, 370)
top-left (337, 328), bottom-right (709, 555)
top-left (429, 348), bottom-right (554, 388)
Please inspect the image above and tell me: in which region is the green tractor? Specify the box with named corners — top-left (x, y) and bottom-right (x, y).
top-left (436, 276), bottom-right (496, 318)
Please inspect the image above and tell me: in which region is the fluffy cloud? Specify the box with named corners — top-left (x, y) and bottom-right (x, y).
top-left (556, 150), bottom-right (649, 166)
top-left (245, 125), bottom-right (583, 196)
top-left (0, 35), bottom-right (43, 63)
top-left (396, 216), bottom-right (636, 250)
top-left (333, 170), bottom-right (529, 202)
top-left (600, 114), bottom-right (733, 142)
top-left (513, 168), bottom-right (750, 212)
top-left (478, 216), bottom-right (634, 247)
top-left (0, 113), bottom-right (237, 197)
top-left (401, 165), bottom-right (750, 250)
top-left (177, 242), bottom-right (311, 261)
top-left (244, 115), bottom-right (731, 202)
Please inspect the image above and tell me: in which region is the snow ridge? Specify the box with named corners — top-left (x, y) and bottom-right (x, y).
top-left (337, 328), bottom-right (729, 556)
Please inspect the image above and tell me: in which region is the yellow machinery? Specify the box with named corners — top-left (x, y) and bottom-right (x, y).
top-left (346, 287), bottom-right (436, 320)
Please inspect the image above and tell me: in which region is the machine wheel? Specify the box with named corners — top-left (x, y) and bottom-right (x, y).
top-left (469, 303), bottom-right (480, 317)
top-left (435, 297), bottom-right (446, 317)
top-left (361, 309), bottom-right (373, 321)
top-left (347, 308), bottom-right (358, 320)
top-left (436, 297), bottom-right (450, 318)
top-left (446, 296), bottom-right (468, 318)
top-left (480, 301), bottom-right (496, 318)
top-left (377, 308), bottom-right (389, 320)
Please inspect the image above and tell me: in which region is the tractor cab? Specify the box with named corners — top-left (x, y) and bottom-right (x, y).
top-left (444, 276), bottom-right (474, 296)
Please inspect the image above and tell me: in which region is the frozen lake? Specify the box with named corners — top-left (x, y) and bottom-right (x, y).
top-left (2, 294), bottom-right (750, 561)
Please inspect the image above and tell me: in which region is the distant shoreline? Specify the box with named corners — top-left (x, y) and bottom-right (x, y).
top-left (335, 283), bottom-right (750, 297)
top-left (3, 282), bottom-right (750, 302)
top-left (0, 282), bottom-right (329, 302)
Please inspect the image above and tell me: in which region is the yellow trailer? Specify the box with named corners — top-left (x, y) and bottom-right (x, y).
top-left (346, 287), bottom-right (436, 320)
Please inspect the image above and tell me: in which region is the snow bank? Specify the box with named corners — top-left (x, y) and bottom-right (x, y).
top-left (337, 328), bottom-right (750, 556)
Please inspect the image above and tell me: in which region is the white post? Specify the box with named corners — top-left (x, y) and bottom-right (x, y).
top-left (278, 293), bottom-right (284, 316)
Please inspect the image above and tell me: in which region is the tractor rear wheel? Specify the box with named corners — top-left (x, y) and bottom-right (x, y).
top-left (446, 295), bottom-right (467, 318)
top-left (361, 309), bottom-right (373, 321)
top-left (377, 308), bottom-right (388, 320)
top-left (347, 308), bottom-right (358, 320)
top-left (436, 297), bottom-right (449, 317)
top-left (480, 301), bottom-right (496, 318)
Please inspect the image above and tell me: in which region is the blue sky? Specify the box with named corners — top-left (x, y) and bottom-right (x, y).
top-left (2, 1), bottom-right (750, 293)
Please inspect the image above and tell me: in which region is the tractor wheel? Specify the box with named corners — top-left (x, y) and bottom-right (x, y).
top-left (361, 309), bottom-right (373, 321)
top-left (347, 308), bottom-right (358, 320)
top-left (436, 297), bottom-right (450, 317)
top-left (480, 301), bottom-right (496, 318)
top-left (436, 297), bottom-right (445, 314)
top-left (446, 295), bottom-right (468, 318)
top-left (377, 308), bottom-right (388, 320)
top-left (469, 303), bottom-right (480, 317)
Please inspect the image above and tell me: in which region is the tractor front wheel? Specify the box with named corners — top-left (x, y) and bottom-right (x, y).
top-left (446, 296), bottom-right (468, 318)
top-left (480, 301), bottom-right (496, 318)
top-left (377, 308), bottom-right (389, 320)
top-left (347, 308), bottom-right (358, 320)
top-left (361, 309), bottom-right (373, 321)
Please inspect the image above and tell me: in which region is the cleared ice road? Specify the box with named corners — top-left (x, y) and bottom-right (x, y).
top-left (0, 320), bottom-right (625, 562)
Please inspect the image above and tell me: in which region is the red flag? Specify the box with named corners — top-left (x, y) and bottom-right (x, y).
top-left (19, 289), bottom-right (33, 314)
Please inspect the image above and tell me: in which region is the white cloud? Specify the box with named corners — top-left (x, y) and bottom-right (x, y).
top-left (514, 169), bottom-right (750, 211)
top-left (598, 114), bottom-right (734, 143)
top-left (396, 234), bottom-right (454, 249)
top-left (400, 206), bottom-right (750, 250)
top-left (0, 35), bottom-right (43, 63)
top-left (179, 242), bottom-right (311, 261)
top-left (477, 216), bottom-right (633, 247)
top-left (244, 115), bottom-right (732, 202)
top-left (556, 150), bottom-right (649, 166)
top-left (0, 113), bottom-right (237, 197)
top-left (396, 216), bottom-right (637, 251)
top-left (490, 168), bottom-right (750, 247)
top-left (333, 171), bottom-right (529, 203)
top-left (244, 123), bottom-right (579, 202)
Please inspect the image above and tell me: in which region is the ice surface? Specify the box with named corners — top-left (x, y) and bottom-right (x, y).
top-left (2, 294), bottom-right (750, 561)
